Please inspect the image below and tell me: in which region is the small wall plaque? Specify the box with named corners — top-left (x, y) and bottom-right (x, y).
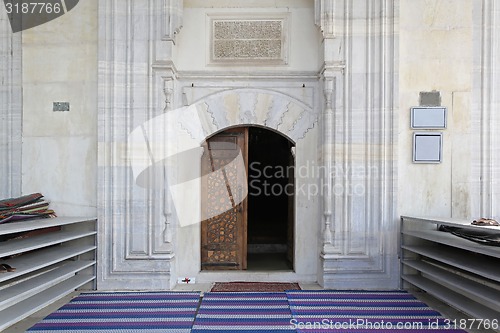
top-left (413, 132), bottom-right (443, 163)
top-left (410, 106), bottom-right (446, 129)
top-left (53, 102), bottom-right (70, 112)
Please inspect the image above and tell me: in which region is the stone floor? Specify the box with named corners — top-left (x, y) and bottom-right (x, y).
top-left (4, 284), bottom-right (496, 333)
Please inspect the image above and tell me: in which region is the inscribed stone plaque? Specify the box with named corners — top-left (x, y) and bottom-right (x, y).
top-left (210, 16), bottom-right (288, 64)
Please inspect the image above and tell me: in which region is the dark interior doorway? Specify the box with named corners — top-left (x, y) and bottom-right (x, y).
top-left (200, 126), bottom-right (294, 271)
top-left (247, 127), bottom-right (294, 270)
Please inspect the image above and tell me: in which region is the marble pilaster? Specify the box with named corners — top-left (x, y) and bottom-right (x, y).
top-left (98, 0), bottom-right (181, 290)
top-left (318, 0), bottom-right (399, 289)
top-left (471, 1), bottom-right (500, 220)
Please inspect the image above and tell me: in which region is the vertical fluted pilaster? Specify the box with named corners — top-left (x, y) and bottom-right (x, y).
top-left (322, 77), bottom-right (334, 246)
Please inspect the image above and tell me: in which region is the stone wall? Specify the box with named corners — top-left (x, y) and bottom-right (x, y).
top-left (399, 0), bottom-right (473, 219)
top-left (20, 0), bottom-right (98, 216)
top-left (8, 0), bottom-right (499, 290)
top-left (97, 0), bottom-right (323, 289)
top-left (0, 8), bottom-right (22, 199)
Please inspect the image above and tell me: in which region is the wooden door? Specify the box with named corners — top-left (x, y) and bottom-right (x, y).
top-left (201, 128), bottom-right (248, 270)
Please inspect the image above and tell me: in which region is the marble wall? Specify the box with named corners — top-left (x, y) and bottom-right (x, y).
top-left (398, 0), bottom-right (500, 222)
top-left (97, 0), bottom-right (324, 289)
top-left (7, 0), bottom-right (499, 290)
top-left (96, 0), bottom-right (402, 289)
top-left (399, 0), bottom-right (473, 219)
top-left (0, 8), bottom-right (22, 199)
top-left (20, 0), bottom-right (98, 216)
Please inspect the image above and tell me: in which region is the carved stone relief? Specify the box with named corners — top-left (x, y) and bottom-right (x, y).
top-left (179, 88), bottom-right (317, 142)
top-left (209, 15), bottom-right (288, 64)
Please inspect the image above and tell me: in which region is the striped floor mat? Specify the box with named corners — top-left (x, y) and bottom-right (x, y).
top-left (191, 292), bottom-right (296, 332)
top-left (25, 290), bottom-right (470, 332)
top-left (26, 291), bottom-right (201, 333)
top-left (286, 290), bottom-right (467, 332)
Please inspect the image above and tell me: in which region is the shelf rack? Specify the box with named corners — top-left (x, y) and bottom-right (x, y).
top-left (0, 216), bottom-right (97, 331)
top-left (400, 216), bottom-right (500, 332)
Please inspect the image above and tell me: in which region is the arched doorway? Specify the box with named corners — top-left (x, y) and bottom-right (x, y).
top-left (200, 126), bottom-right (295, 271)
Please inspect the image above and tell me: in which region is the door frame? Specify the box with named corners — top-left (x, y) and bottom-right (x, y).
top-left (200, 125), bottom-right (296, 271)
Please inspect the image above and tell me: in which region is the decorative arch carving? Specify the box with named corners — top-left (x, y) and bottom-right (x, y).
top-left (179, 88), bottom-right (318, 144)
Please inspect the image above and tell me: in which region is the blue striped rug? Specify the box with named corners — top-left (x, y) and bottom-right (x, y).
top-left (27, 291), bottom-right (201, 333)
top-left (26, 290), bottom-right (470, 332)
top-left (286, 290), bottom-right (467, 332)
top-left (191, 292), bottom-right (296, 332)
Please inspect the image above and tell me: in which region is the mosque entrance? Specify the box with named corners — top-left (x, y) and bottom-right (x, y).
top-left (200, 126), bottom-right (295, 271)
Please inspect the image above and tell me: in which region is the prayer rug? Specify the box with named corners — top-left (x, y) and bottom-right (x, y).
top-left (27, 291), bottom-right (201, 333)
top-left (210, 282), bottom-right (301, 292)
top-left (286, 290), bottom-right (468, 332)
top-left (191, 292), bottom-right (296, 332)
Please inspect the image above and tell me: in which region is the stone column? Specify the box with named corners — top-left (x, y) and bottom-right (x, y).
top-left (316, 0), bottom-right (342, 256)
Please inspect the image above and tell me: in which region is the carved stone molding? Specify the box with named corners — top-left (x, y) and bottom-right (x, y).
top-left (156, 0), bottom-right (183, 42)
top-left (322, 77), bottom-right (335, 248)
top-left (315, 0), bottom-right (335, 39)
top-left (178, 88), bottom-right (316, 144)
top-left (162, 78), bottom-right (174, 244)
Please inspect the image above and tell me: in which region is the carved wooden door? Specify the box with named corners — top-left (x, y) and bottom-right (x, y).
top-left (201, 128), bottom-right (248, 270)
